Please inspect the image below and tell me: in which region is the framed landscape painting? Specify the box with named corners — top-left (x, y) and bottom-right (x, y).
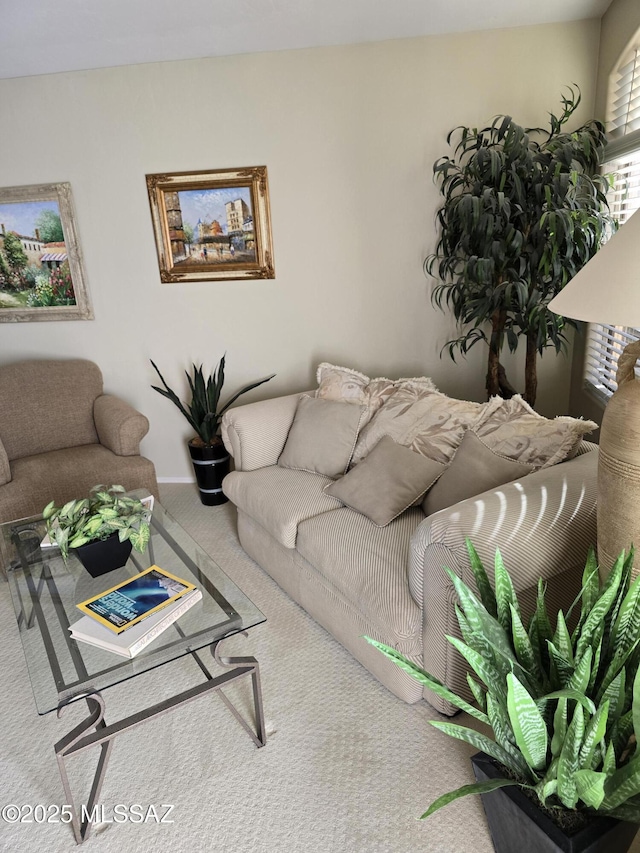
top-left (146, 166), bottom-right (275, 282)
top-left (0, 182), bottom-right (93, 322)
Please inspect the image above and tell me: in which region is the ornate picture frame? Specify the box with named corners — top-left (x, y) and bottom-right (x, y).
top-left (146, 166), bottom-right (275, 282)
top-left (0, 182), bottom-right (93, 323)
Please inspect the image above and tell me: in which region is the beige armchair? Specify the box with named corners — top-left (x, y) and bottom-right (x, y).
top-left (0, 359), bottom-right (158, 527)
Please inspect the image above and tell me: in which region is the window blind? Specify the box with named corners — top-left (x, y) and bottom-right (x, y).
top-left (583, 43), bottom-right (640, 403)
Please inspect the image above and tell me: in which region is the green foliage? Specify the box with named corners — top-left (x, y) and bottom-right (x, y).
top-left (151, 355), bottom-right (275, 446)
top-left (366, 540), bottom-right (640, 823)
top-left (425, 86), bottom-right (615, 405)
top-left (34, 208), bottom-right (64, 243)
top-left (43, 485), bottom-right (151, 562)
top-left (2, 232), bottom-right (28, 273)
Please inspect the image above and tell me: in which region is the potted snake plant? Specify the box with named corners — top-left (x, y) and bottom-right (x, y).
top-left (367, 541), bottom-right (640, 853)
top-left (151, 355), bottom-right (275, 505)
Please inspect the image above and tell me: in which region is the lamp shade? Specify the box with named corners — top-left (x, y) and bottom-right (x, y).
top-left (548, 208), bottom-right (640, 326)
top-left (548, 207), bottom-right (640, 577)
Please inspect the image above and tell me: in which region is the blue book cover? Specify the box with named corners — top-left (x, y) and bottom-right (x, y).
top-left (77, 565), bottom-right (195, 633)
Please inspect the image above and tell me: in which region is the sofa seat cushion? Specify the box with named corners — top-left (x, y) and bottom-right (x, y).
top-left (295, 506), bottom-right (424, 660)
top-left (1, 444), bottom-right (157, 524)
top-left (222, 466), bottom-right (342, 548)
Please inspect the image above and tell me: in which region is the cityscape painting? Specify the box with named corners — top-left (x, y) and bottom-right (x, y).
top-left (146, 167), bottom-right (275, 282)
top-left (0, 182), bottom-right (92, 323)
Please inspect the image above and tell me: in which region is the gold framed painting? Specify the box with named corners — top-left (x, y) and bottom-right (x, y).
top-left (0, 182), bottom-right (93, 323)
top-left (146, 166), bottom-right (275, 282)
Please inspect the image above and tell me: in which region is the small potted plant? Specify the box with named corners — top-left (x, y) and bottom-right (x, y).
top-left (367, 541), bottom-right (640, 853)
top-left (150, 355), bottom-right (275, 506)
top-left (43, 485), bottom-right (151, 577)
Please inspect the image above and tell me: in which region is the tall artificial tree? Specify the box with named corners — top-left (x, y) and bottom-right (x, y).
top-left (425, 88), bottom-right (615, 406)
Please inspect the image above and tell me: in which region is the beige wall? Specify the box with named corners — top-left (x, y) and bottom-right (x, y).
top-left (0, 20), bottom-right (600, 479)
top-left (569, 0), bottom-right (640, 430)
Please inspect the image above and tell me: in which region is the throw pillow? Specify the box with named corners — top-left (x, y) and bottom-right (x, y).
top-left (277, 395), bottom-right (366, 478)
top-left (423, 429), bottom-right (535, 516)
top-left (315, 363), bottom-right (438, 430)
top-left (325, 435), bottom-right (446, 527)
top-left (472, 395), bottom-right (598, 469)
top-left (352, 387), bottom-right (484, 466)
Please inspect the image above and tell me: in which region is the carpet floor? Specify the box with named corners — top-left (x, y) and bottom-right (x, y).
top-left (1, 484), bottom-right (638, 853)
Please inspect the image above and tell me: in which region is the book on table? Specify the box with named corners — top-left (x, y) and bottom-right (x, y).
top-left (76, 564), bottom-right (196, 633)
top-left (69, 588), bottom-right (203, 658)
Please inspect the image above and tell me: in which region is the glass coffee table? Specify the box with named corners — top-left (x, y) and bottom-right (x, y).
top-left (1, 492), bottom-right (266, 844)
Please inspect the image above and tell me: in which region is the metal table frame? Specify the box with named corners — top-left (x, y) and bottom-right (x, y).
top-left (55, 640), bottom-right (265, 844)
top-left (5, 512), bottom-right (267, 845)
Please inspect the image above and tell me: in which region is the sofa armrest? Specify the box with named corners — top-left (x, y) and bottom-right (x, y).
top-left (94, 395), bottom-right (150, 456)
top-left (0, 435), bottom-right (10, 485)
top-left (408, 448), bottom-right (598, 714)
top-left (220, 392), bottom-right (310, 472)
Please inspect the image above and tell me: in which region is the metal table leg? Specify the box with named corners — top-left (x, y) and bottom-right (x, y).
top-left (54, 636), bottom-right (266, 844)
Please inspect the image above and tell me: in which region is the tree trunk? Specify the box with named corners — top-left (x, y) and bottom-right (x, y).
top-left (486, 308), bottom-right (507, 398)
top-left (497, 363), bottom-right (517, 399)
top-left (524, 330), bottom-right (537, 407)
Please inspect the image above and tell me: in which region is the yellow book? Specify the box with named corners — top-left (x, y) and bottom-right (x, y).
top-left (76, 565), bottom-right (195, 634)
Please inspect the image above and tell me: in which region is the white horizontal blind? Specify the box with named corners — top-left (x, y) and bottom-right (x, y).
top-left (584, 44), bottom-right (640, 403)
top-left (609, 48), bottom-right (640, 138)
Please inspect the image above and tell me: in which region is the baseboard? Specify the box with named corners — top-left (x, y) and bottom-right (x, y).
top-left (157, 477), bottom-right (196, 484)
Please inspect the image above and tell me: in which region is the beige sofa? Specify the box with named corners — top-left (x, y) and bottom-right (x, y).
top-left (221, 391), bottom-right (598, 714)
top-left (0, 359), bottom-right (159, 528)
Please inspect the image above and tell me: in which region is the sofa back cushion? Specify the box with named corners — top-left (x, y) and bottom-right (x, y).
top-left (352, 386), bottom-right (483, 466)
top-left (473, 395), bottom-right (598, 468)
top-left (0, 359), bottom-right (102, 461)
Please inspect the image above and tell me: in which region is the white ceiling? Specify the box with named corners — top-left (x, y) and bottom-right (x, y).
top-left (1, 0), bottom-right (612, 81)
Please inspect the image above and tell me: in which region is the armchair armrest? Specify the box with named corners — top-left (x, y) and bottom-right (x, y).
top-left (94, 395), bottom-right (150, 457)
top-left (0, 435), bottom-right (10, 485)
top-left (409, 449), bottom-right (598, 714)
top-left (221, 392), bottom-right (309, 472)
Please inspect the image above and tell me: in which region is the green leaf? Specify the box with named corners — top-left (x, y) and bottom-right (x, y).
top-left (494, 549), bottom-right (520, 631)
top-left (129, 524), bottom-right (150, 553)
top-left (506, 673), bottom-right (548, 771)
top-left (557, 703), bottom-right (585, 809)
top-left (553, 610), bottom-right (574, 665)
top-left (510, 603), bottom-right (542, 685)
top-left (568, 646), bottom-right (592, 694)
top-left (465, 538), bottom-right (497, 617)
top-left (574, 769), bottom-right (607, 809)
top-left (430, 721), bottom-right (532, 780)
top-left (603, 740), bottom-right (617, 776)
top-left (364, 638), bottom-right (489, 723)
top-left (551, 697), bottom-right (567, 758)
top-left (575, 552), bottom-right (624, 662)
top-left (602, 754), bottom-right (640, 810)
top-left (466, 674), bottom-right (487, 712)
top-left (633, 666), bottom-right (640, 744)
top-left (420, 778), bottom-right (519, 819)
top-left (443, 567), bottom-right (515, 665)
top-left (579, 700), bottom-right (610, 770)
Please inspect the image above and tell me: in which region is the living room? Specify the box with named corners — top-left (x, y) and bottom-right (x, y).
top-left (2, 0), bottom-right (640, 851)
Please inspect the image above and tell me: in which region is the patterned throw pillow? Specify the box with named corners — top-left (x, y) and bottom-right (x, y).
top-left (315, 363), bottom-right (436, 429)
top-left (472, 395), bottom-right (598, 469)
top-left (352, 386), bottom-right (484, 466)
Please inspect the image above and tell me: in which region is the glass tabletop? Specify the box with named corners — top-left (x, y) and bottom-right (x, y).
top-left (1, 492), bottom-right (265, 715)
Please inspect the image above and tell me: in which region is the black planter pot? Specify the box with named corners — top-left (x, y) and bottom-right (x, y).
top-left (74, 532), bottom-right (133, 578)
top-left (188, 440), bottom-right (230, 506)
top-left (471, 752), bottom-right (638, 853)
